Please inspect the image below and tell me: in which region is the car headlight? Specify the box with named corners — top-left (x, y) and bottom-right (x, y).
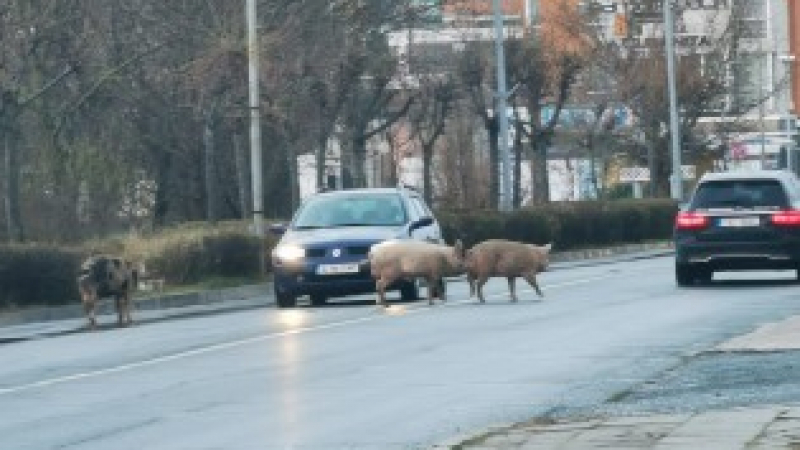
top-left (273, 245), bottom-right (306, 261)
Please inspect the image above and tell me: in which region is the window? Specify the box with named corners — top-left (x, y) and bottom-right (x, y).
top-left (293, 194), bottom-right (407, 228)
top-left (692, 179), bottom-right (789, 210)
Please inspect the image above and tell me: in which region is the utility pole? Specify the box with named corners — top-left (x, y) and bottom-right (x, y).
top-left (524, 0), bottom-right (538, 28)
top-left (493, 0), bottom-right (512, 211)
top-left (246, 0), bottom-right (264, 235)
top-left (664, 0), bottom-right (683, 201)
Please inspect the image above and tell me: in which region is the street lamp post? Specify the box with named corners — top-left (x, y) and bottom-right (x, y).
top-left (492, 0), bottom-right (512, 211)
top-left (664, 0), bottom-right (683, 201)
top-left (246, 0), bottom-right (264, 235)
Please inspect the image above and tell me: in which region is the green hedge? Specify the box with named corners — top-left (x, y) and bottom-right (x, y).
top-left (0, 245), bottom-right (83, 308)
top-left (438, 199), bottom-right (678, 250)
top-left (125, 224), bottom-right (273, 285)
top-left (0, 221), bottom-right (277, 309)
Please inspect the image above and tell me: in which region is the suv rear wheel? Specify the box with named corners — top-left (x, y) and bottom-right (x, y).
top-left (675, 263), bottom-right (695, 287)
top-left (695, 267), bottom-right (713, 284)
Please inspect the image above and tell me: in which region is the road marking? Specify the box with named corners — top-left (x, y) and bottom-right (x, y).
top-left (0, 273), bottom-right (614, 395)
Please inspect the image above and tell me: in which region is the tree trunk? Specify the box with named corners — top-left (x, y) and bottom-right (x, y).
top-left (233, 132), bottom-right (251, 218)
top-left (346, 137), bottom-right (368, 189)
top-left (513, 120), bottom-right (524, 208)
top-left (487, 116), bottom-right (499, 210)
top-left (530, 138), bottom-right (550, 204)
top-left (287, 144), bottom-right (300, 212)
top-left (316, 136), bottom-right (327, 192)
top-left (152, 149), bottom-right (172, 228)
top-left (3, 132), bottom-right (23, 242)
top-left (203, 113), bottom-right (219, 224)
top-left (646, 136), bottom-right (657, 198)
top-left (422, 146), bottom-right (434, 205)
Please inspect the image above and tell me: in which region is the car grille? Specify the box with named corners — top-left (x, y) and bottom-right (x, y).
top-left (307, 272), bottom-right (372, 283)
top-left (307, 248), bottom-right (326, 258)
top-left (304, 245), bottom-right (374, 259)
top-left (347, 246), bottom-right (370, 256)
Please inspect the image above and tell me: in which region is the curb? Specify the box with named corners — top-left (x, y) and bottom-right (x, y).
top-left (0, 283), bottom-right (274, 329)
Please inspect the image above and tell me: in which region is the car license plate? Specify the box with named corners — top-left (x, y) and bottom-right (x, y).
top-left (718, 217), bottom-right (760, 227)
top-left (316, 263), bottom-right (360, 275)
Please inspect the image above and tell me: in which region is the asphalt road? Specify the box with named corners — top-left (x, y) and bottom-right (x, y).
top-left (2, 256), bottom-right (800, 450)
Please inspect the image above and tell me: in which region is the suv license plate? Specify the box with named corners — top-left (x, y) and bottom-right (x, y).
top-left (316, 264), bottom-right (360, 275)
top-left (718, 217), bottom-right (760, 227)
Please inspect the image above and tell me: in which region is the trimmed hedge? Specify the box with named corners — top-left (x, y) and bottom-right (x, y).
top-left (438, 199), bottom-right (678, 251)
top-left (124, 223), bottom-right (275, 285)
top-left (0, 221), bottom-right (277, 309)
top-left (0, 245), bottom-right (83, 308)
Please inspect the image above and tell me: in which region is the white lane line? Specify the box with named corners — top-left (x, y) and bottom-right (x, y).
top-left (0, 273), bottom-right (613, 395)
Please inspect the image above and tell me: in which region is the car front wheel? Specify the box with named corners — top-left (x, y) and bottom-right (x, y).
top-left (310, 294), bottom-right (327, 306)
top-left (400, 280), bottom-right (420, 301)
top-left (275, 289), bottom-right (297, 308)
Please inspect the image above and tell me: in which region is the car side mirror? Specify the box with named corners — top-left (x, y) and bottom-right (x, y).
top-left (409, 217), bottom-right (434, 233)
top-left (269, 223), bottom-right (287, 236)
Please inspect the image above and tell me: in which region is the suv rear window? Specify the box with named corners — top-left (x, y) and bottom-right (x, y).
top-left (691, 179), bottom-right (789, 210)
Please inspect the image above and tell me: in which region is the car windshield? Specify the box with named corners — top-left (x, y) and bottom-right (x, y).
top-left (292, 193), bottom-right (407, 228)
top-left (691, 179), bottom-right (789, 210)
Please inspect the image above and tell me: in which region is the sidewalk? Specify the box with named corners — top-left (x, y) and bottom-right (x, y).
top-left (0, 283), bottom-right (274, 343)
top-left (434, 405), bottom-right (800, 449)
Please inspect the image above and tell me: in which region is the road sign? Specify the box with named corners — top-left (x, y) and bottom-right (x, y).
top-left (619, 167), bottom-right (650, 182)
top-left (620, 165), bottom-right (695, 182)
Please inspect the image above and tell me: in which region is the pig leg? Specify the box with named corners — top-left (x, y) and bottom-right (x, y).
top-left (425, 276), bottom-right (437, 305)
top-left (523, 271), bottom-right (544, 298)
top-left (507, 277), bottom-right (518, 302)
top-left (467, 272), bottom-right (476, 297)
top-left (476, 275), bottom-right (489, 303)
top-left (436, 278), bottom-right (447, 302)
top-left (375, 277), bottom-right (390, 307)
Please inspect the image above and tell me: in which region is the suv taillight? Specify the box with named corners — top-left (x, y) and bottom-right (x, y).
top-left (771, 210), bottom-right (800, 226)
top-left (675, 212), bottom-right (709, 230)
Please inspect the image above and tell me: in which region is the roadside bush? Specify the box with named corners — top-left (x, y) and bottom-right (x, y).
top-left (0, 245), bottom-right (82, 308)
top-left (0, 221), bottom-right (278, 309)
top-left (439, 199), bottom-right (678, 250)
top-left (122, 221), bottom-right (277, 285)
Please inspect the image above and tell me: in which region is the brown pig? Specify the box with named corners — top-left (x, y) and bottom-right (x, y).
top-left (466, 239), bottom-right (552, 303)
top-left (368, 239), bottom-right (466, 307)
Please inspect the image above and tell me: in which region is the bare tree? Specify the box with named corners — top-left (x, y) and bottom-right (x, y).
top-left (407, 76), bottom-right (456, 205)
top-left (454, 41), bottom-right (501, 209)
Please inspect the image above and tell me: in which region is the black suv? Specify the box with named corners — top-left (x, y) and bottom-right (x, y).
top-left (674, 170), bottom-right (800, 285)
top-left (270, 186), bottom-right (443, 307)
